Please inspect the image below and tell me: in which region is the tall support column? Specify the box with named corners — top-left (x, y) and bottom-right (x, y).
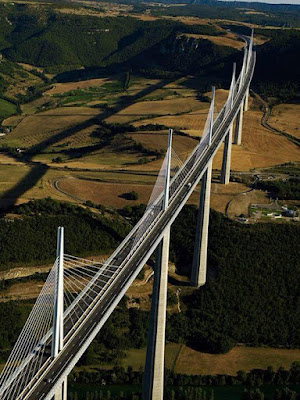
top-left (190, 160), bottom-right (212, 287)
top-left (247, 29), bottom-right (254, 69)
top-left (52, 227), bottom-right (67, 400)
top-left (244, 86), bottom-right (250, 112)
top-left (142, 129), bottom-right (172, 400)
top-left (220, 123), bottom-right (233, 184)
top-left (239, 47), bottom-right (248, 90)
top-left (191, 86), bottom-right (214, 287)
top-left (221, 63), bottom-right (236, 185)
top-left (233, 99), bottom-right (244, 145)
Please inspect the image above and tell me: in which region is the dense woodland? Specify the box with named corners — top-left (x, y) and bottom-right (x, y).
top-left (256, 179), bottom-right (300, 201)
top-left (169, 207), bottom-right (300, 353)
top-left (0, 199), bottom-right (130, 268)
top-left (67, 363), bottom-right (300, 400)
top-left (0, 5), bottom-right (224, 73)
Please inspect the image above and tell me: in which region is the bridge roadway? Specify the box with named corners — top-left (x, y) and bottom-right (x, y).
top-left (12, 51), bottom-right (255, 400)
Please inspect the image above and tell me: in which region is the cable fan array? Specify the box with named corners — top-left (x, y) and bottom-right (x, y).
top-left (130, 101), bottom-right (221, 254)
top-left (0, 263), bottom-right (56, 400)
top-left (62, 255), bottom-right (120, 330)
top-left (0, 256), bottom-right (119, 400)
top-left (131, 146), bottom-right (184, 251)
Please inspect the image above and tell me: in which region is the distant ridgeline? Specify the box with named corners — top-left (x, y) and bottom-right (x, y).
top-left (146, 0), bottom-right (300, 27)
top-left (0, 4), bottom-right (237, 80)
top-left (0, 3), bottom-right (298, 103)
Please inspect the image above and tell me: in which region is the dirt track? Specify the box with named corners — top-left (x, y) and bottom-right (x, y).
top-left (253, 91), bottom-right (300, 147)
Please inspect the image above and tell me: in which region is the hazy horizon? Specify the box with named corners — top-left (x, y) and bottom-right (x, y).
top-left (221, 0), bottom-right (300, 4)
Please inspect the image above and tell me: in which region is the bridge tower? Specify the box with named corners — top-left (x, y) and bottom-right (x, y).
top-left (220, 63), bottom-right (236, 185)
top-left (190, 89), bottom-right (215, 287)
top-left (223, 32), bottom-right (254, 183)
top-left (142, 129), bottom-right (173, 400)
top-left (52, 227), bottom-right (67, 400)
top-left (233, 42), bottom-right (252, 146)
top-left (244, 30), bottom-right (254, 112)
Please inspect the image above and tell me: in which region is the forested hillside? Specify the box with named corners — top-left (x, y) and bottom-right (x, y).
top-left (0, 4), bottom-right (230, 75)
top-left (255, 30), bottom-right (300, 101)
top-left (0, 199), bottom-right (130, 268)
top-left (168, 207), bottom-right (300, 352)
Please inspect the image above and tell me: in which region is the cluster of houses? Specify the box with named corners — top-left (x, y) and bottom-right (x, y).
top-left (251, 202), bottom-right (298, 221)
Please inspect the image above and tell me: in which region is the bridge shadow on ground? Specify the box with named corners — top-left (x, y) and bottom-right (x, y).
top-left (0, 78), bottom-right (173, 209)
top-left (0, 163), bottom-right (49, 211)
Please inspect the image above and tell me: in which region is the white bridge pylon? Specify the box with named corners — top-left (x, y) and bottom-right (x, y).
top-left (0, 31), bottom-right (255, 400)
top-left (52, 227), bottom-right (66, 400)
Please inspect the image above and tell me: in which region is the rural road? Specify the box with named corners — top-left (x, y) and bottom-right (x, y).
top-left (52, 177), bottom-right (85, 203)
top-left (252, 91), bottom-right (300, 147)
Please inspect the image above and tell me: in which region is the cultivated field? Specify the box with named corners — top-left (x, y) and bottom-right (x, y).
top-left (99, 344), bottom-right (300, 375)
top-left (131, 89), bottom-right (227, 137)
top-left (3, 68), bottom-right (43, 101)
top-left (0, 98), bottom-right (17, 120)
top-left (0, 163), bottom-right (160, 208)
top-left (2, 107), bottom-right (100, 148)
top-left (105, 97), bottom-right (204, 124)
top-left (226, 186), bottom-right (269, 218)
top-left (127, 132), bottom-right (197, 159)
top-left (57, 179), bottom-right (153, 207)
top-left (0, 280), bottom-right (45, 302)
top-left (0, 164), bottom-right (71, 208)
top-left (181, 33), bottom-right (244, 50)
top-left (213, 109), bottom-right (300, 171)
top-left (20, 95), bottom-right (58, 115)
top-left (174, 345), bottom-right (300, 375)
top-left (269, 103), bottom-right (300, 139)
top-left (45, 78), bottom-right (110, 96)
top-left (1, 115), bottom-right (24, 127)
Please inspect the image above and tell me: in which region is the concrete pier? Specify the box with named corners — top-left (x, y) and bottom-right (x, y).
top-left (54, 379), bottom-right (67, 400)
top-left (233, 100), bottom-right (244, 145)
top-left (220, 123), bottom-right (233, 185)
top-left (190, 159), bottom-right (212, 287)
top-left (142, 231), bottom-right (170, 400)
top-left (244, 87), bottom-right (250, 112)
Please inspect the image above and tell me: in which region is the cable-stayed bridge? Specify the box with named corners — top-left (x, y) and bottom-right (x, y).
top-left (0, 32), bottom-right (255, 400)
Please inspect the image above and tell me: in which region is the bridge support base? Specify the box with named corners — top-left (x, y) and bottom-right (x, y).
top-left (220, 123), bottom-right (233, 185)
top-left (233, 101), bottom-right (244, 145)
top-left (142, 229), bottom-right (170, 400)
top-left (54, 378), bottom-right (67, 400)
top-left (190, 160), bottom-right (212, 287)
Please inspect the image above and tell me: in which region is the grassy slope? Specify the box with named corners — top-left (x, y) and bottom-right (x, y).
top-left (92, 343), bottom-right (299, 375)
top-left (0, 98), bottom-right (17, 120)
